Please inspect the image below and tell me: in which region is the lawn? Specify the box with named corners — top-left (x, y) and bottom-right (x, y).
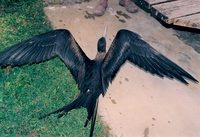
top-left (0, 0), bottom-right (107, 136)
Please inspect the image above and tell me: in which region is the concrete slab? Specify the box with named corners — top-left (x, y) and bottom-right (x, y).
top-left (44, 1), bottom-right (200, 137)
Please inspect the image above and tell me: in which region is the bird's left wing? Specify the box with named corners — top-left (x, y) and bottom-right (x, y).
top-left (0, 29), bottom-right (90, 84)
top-left (102, 29), bottom-right (198, 91)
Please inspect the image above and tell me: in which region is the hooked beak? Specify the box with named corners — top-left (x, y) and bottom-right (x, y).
top-left (103, 25), bottom-right (107, 38)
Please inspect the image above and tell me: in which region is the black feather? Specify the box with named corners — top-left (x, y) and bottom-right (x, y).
top-left (102, 29), bottom-right (198, 88)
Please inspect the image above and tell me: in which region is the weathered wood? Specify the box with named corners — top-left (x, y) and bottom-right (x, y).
top-left (152, 0), bottom-right (200, 23)
top-left (145, 0), bottom-right (176, 5)
top-left (173, 13), bottom-right (200, 29)
top-left (136, 0), bottom-right (175, 9)
top-left (135, 0), bottom-right (200, 29)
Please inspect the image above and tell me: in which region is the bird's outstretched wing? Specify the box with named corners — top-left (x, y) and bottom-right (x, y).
top-left (102, 29), bottom-right (198, 90)
top-left (0, 29), bottom-right (90, 84)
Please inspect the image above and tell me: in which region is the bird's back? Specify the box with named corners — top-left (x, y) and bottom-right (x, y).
top-left (81, 59), bottom-right (104, 95)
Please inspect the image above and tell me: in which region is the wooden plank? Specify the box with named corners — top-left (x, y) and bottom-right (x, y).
top-left (152, 0), bottom-right (200, 23)
top-left (135, 0), bottom-right (200, 29)
top-left (144, 0), bottom-right (176, 5)
top-left (135, 0), bottom-right (172, 10)
top-left (173, 13), bottom-right (200, 29)
top-left (137, 0), bottom-right (177, 10)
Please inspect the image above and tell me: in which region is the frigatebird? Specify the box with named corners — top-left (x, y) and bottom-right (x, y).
top-left (0, 28), bottom-right (198, 137)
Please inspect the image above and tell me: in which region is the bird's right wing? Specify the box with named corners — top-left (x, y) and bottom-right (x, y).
top-left (102, 29), bottom-right (198, 91)
top-left (0, 29), bottom-right (90, 84)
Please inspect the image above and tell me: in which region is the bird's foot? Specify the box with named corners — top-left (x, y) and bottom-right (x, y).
top-left (6, 65), bottom-right (11, 74)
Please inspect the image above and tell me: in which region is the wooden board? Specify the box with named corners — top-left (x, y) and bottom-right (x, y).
top-left (152, 0), bottom-right (200, 23)
top-left (145, 0), bottom-right (176, 5)
top-left (139, 0), bottom-right (176, 9)
top-left (173, 13), bottom-right (200, 29)
top-left (135, 0), bottom-right (200, 29)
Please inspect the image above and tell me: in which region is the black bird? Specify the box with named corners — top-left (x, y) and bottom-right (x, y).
top-left (0, 29), bottom-right (198, 137)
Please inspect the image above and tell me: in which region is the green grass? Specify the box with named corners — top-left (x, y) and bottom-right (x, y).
top-left (0, 1), bottom-right (107, 136)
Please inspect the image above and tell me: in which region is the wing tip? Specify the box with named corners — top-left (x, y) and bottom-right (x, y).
top-left (185, 74), bottom-right (199, 85)
top-left (190, 78), bottom-right (199, 84)
top-left (181, 77), bottom-right (199, 85)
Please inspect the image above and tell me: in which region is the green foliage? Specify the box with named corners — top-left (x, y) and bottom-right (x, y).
top-left (0, 0), bottom-right (35, 12)
top-left (0, 0), bottom-right (25, 4)
top-left (0, 0), bottom-right (107, 136)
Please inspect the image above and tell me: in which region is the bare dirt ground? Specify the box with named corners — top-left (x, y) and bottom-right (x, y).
top-left (44, 1), bottom-right (200, 137)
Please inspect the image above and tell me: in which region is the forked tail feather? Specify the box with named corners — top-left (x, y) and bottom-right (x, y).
top-left (39, 92), bottom-right (99, 137)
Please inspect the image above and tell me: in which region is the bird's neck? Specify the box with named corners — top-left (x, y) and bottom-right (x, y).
top-left (95, 52), bottom-right (106, 61)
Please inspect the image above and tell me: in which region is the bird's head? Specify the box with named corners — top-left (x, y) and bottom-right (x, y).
top-left (97, 37), bottom-right (106, 53)
top-left (97, 25), bottom-right (107, 53)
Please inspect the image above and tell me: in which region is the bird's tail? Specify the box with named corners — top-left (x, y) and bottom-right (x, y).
top-left (39, 92), bottom-right (99, 137)
top-left (85, 97), bottom-right (99, 137)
